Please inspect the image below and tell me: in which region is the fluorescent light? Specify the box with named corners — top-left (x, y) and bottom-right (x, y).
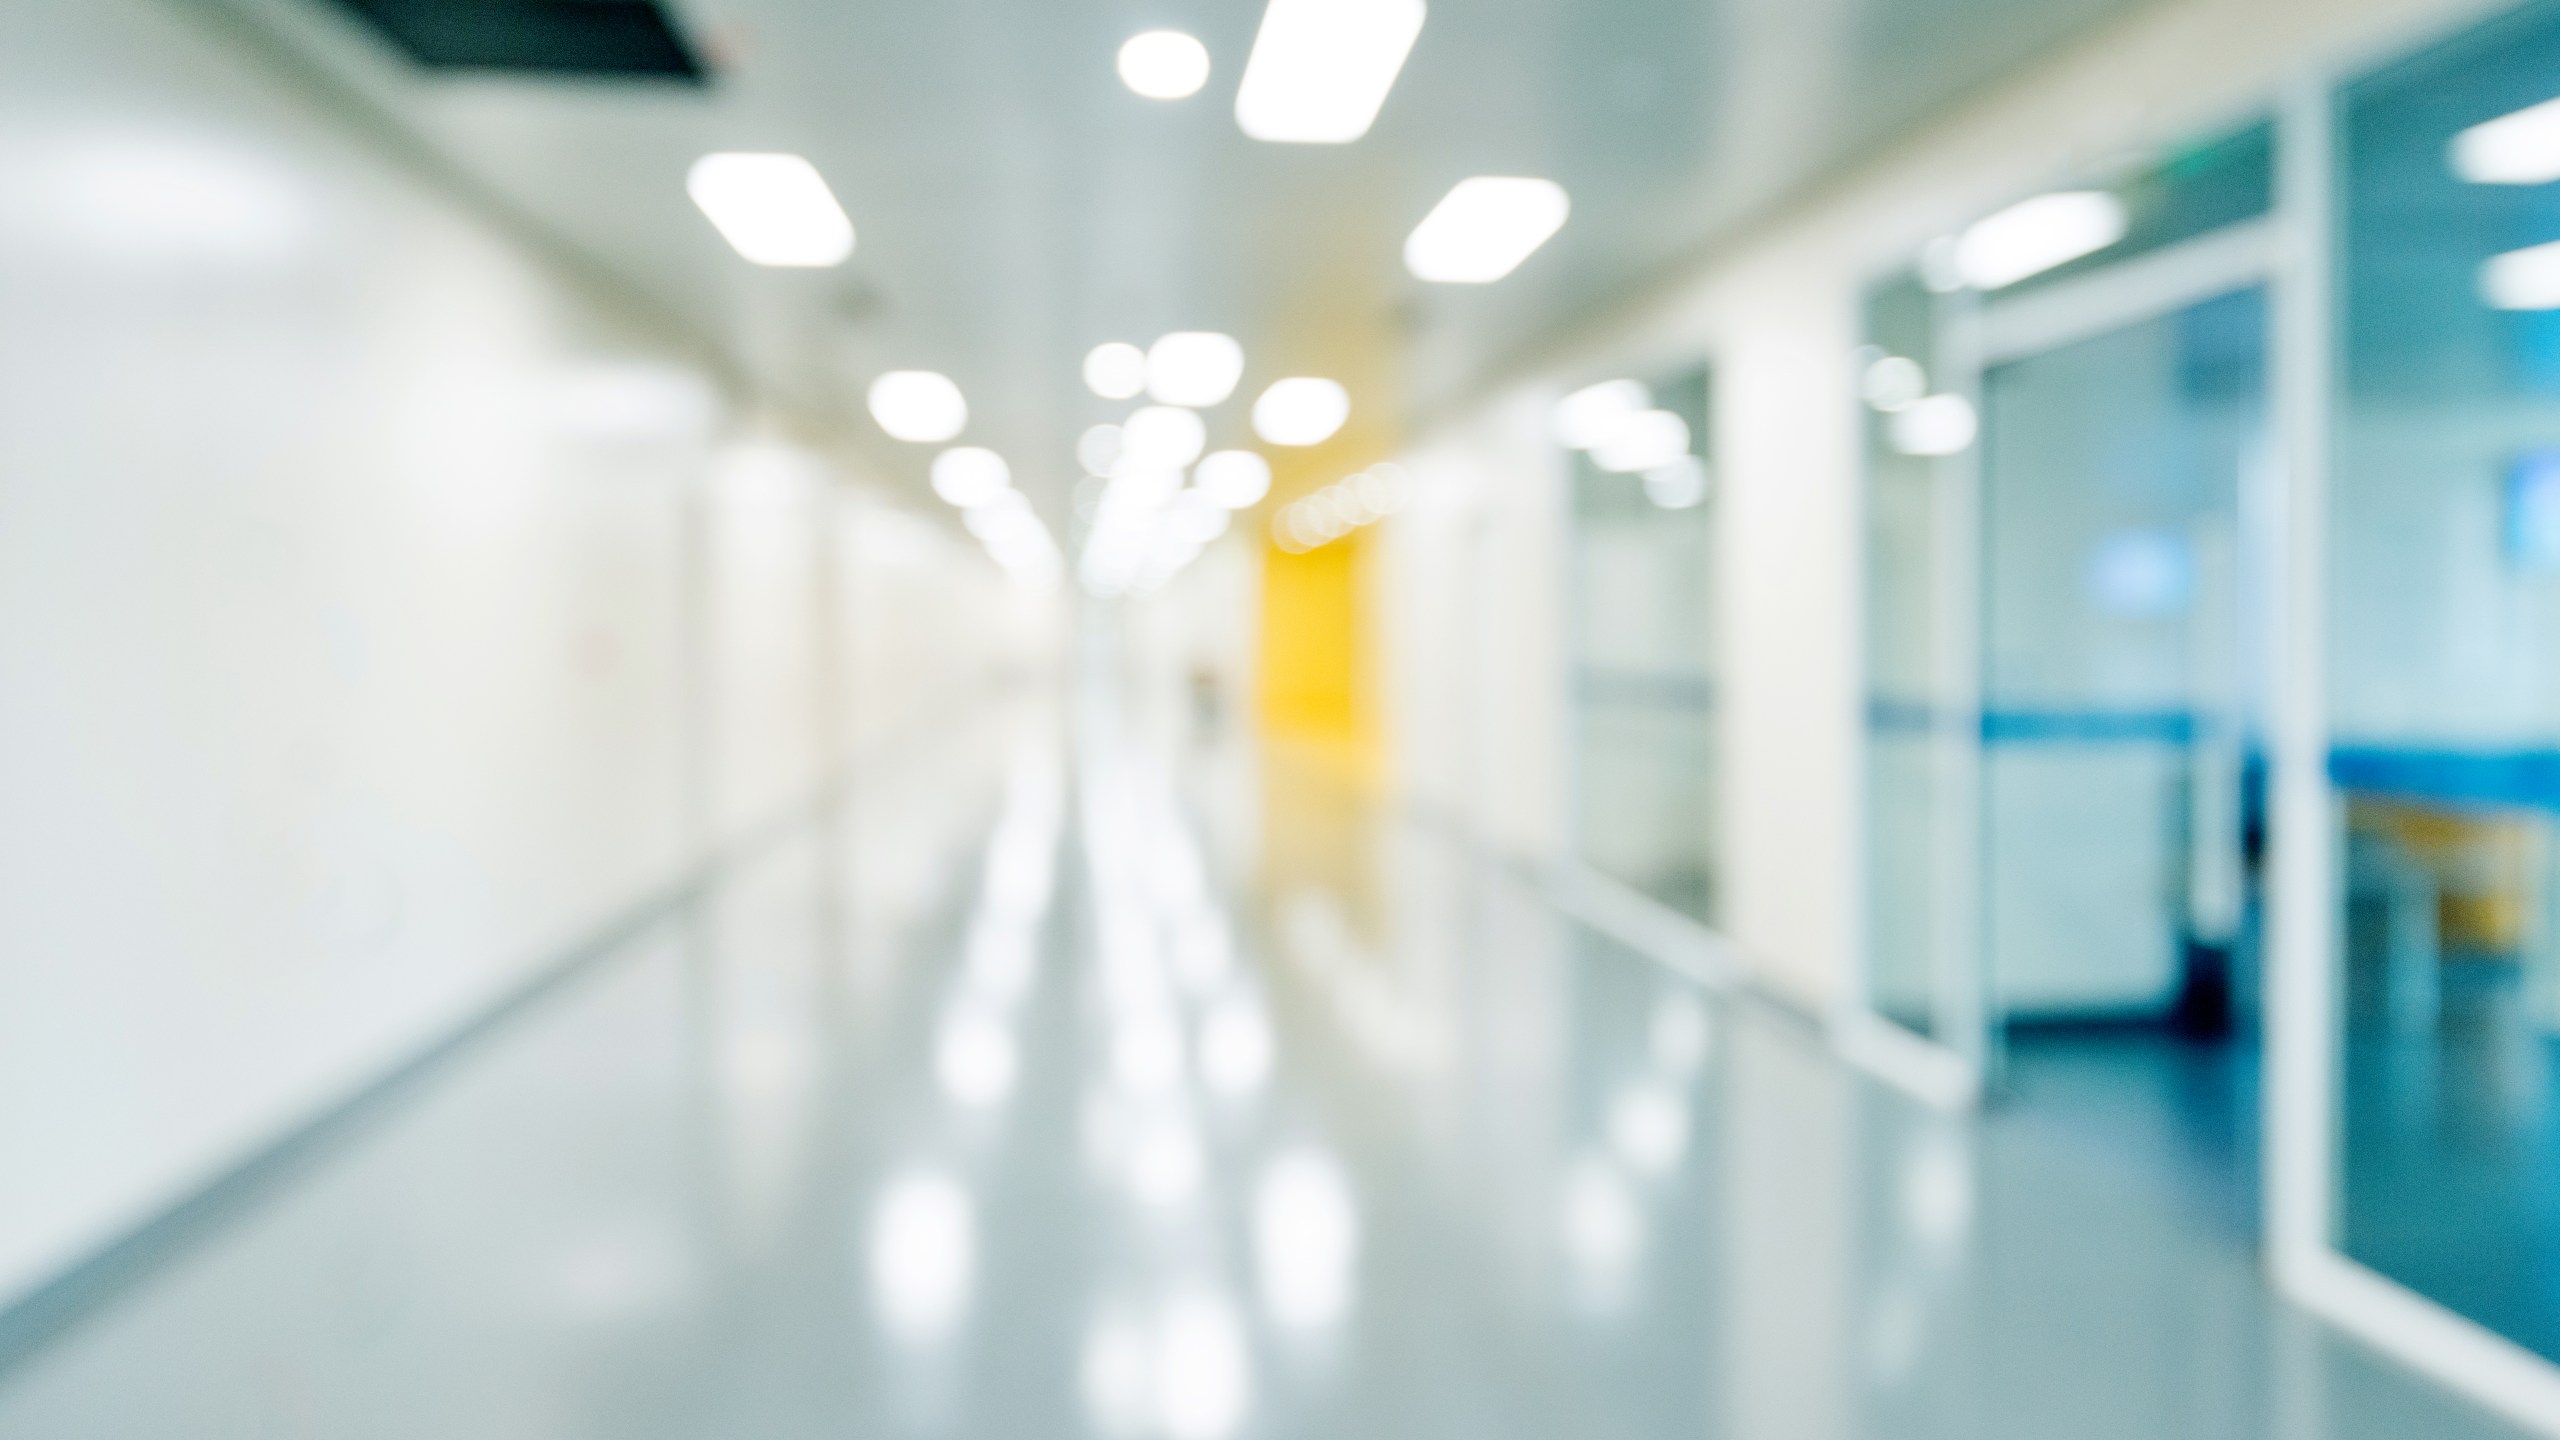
top-left (1890, 394), bottom-right (1978, 456)
top-left (1195, 451), bottom-right (1273, 508)
top-left (932, 447), bottom-right (1011, 507)
top-left (1404, 177), bottom-right (1569, 283)
top-left (2454, 97), bottom-right (2560, 184)
top-left (1234, 0), bottom-right (1424, 142)
top-left (1119, 30), bottom-right (1212, 100)
top-left (868, 371), bottom-right (968, 442)
top-left (1551, 379), bottom-right (1649, 450)
top-left (685, 153), bottom-right (855, 268)
top-left (1590, 410), bottom-right (1689, 473)
top-left (1122, 406), bottom-right (1207, 469)
top-left (1147, 332), bottom-right (1245, 407)
top-left (2483, 239), bottom-right (2560, 309)
top-left (1950, 191), bottom-right (2125, 290)
top-left (1252, 378), bottom-right (1350, 445)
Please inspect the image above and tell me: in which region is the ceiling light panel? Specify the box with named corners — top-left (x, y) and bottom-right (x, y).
top-left (1085, 342), bottom-right (1149, 400)
top-left (868, 371), bottom-right (968, 442)
top-left (686, 153), bottom-right (855, 268)
top-left (1234, 0), bottom-right (1426, 143)
top-left (1252, 378), bottom-right (1350, 446)
top-left (1121, 406), bottom-right (1208, 469)
top-left (1404, 177), bottom-right (1569, 283)
top-left (1147, 332), bottom-right (1245, 407)
top-left (932, 447), bottom-right (1012, 507)
top-left (1119, 31), bottom-right (1212, 99)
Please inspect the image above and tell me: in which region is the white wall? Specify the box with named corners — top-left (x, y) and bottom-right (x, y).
top-left (0, 0), bottom-right (1036, 1309)
top-left (1378, 0), bottom-right (2504, 1008)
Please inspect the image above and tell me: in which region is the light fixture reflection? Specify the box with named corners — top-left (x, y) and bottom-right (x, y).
top-left (1606, 1082), bottom-right (1690, 1176)
top-left (1889, 393), bottom-right (1978, 456)
top-left (1126, 1120), bottom-right (1205, 1206)
top-left (1194, 451), bottom-right (1273, 509)
top-left (1234, 0), bottom-right (1426, 143)
top-left (1560, 1157), bottom-right (1642, 1286)
top-left (1199, 999), bottom-right (1275, 1097)
top-left (1404, 177), bottom-right (1569, 283)
top-left (2454, 95), bottom-right (2560, 185)
top-left (868, 371), bottom-right (968, 443)
top-left (1078, 423), bottom-right (1125, 476)
top-left (1650, 993), bottom-right (1710, 1076)
top-left (2483, 238), bottom-right (2560, 310)
top-left (1551, 378), bottom-right (1650, 451)
top-left (1948, 190), bottom-right (2126, 290)
top-left (1082, 1315), bottom-right (1154, 1435)
top-left (936, 1011), bottom-right (1019, 1107)
top-left (686, 152), bottom-right (855, 268)
top-left (1255, 1151), bottom-right (1358, 1330)
top-left (1589, 409), bottom-right (1689, 474)
top-left (1643, 457), bottom-right (1709, 510)
top-left (870, 1170), bottom-right (974, 1341)
top-left (1087, 342), bottom-right (1150, 399)
top-left (1154, 1294), bottom-right (1252, 1440)
top-left (1119, 30), bottom-right (1213, 100)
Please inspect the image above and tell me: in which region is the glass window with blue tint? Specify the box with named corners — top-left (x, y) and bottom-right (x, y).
top-left (1860, 274), bottom-right (1965, 1041)
top-left (2337, 0), bottom-right (2560, 1362)
top-left (1569, 366), bottom-right (1719, 922)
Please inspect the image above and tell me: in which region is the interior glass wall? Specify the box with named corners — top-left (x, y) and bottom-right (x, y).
top-left (1861, 131), bottom-right (2275, 1221)
top-left (1979, 288), bottom-right (2270, 1233)
top-left (1569, 366), bottom-right (1718, 921)
top-left (1862, 278), bottom-right (1968, 1045)
top-left (2335, 0), bottom-right (2560, 1361)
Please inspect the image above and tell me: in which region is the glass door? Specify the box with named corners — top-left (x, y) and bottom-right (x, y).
top-left (1976, 287), bottom-right (2272, 1230)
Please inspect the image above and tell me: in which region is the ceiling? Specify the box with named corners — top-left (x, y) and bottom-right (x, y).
top-left (222, 0), bottom-right (2146, 513)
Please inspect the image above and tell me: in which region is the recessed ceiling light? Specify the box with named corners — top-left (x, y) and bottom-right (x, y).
top-left (1235, 0), bottom-right (1426, 143)
top-left (1949, 191), bottom-right (2126, 290)
top-left (1085, 342), bottom-right (1148, 400)
top-left (1195, 451), bottom-right (1274, 508)
top-left (1252, 378), bottom-right (1350, 446)
top-left (1118, 30), bottom-right (1212, 100)
top-left (1122, 405), bottom-right (1208, 469)
top-left (1147, 332), bottom-right (1245, 407)
top-left (1404, 177), bottom-right (1569, 283)
top-left (686, 152), bottom-right (855, 268)
top-left (868, 371), bottom-right (967, 443)
top-left (931, 447), bottom-right (1011, 507)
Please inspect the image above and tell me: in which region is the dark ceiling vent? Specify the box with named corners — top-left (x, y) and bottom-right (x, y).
top-left (327, 0), bottom-right (708, 82)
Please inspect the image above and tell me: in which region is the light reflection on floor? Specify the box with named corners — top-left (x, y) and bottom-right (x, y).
top-left (0, 698), bottom-right (2534, 1439)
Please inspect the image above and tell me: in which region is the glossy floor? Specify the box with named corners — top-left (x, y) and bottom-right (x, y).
top-left (0, 701), bottom-right (2529, 1439)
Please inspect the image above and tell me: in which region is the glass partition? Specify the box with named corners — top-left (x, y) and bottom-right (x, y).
top-left (1568, 366), bottom-right (1718, 921)
top-left (2334, 0), bottom-right (2560, 1361)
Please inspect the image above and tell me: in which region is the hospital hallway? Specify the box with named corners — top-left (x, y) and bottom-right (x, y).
top-left (35, 0), bottom-right (2560, 1430)
top-left (0, 690), bottom-right (2520, 1439)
